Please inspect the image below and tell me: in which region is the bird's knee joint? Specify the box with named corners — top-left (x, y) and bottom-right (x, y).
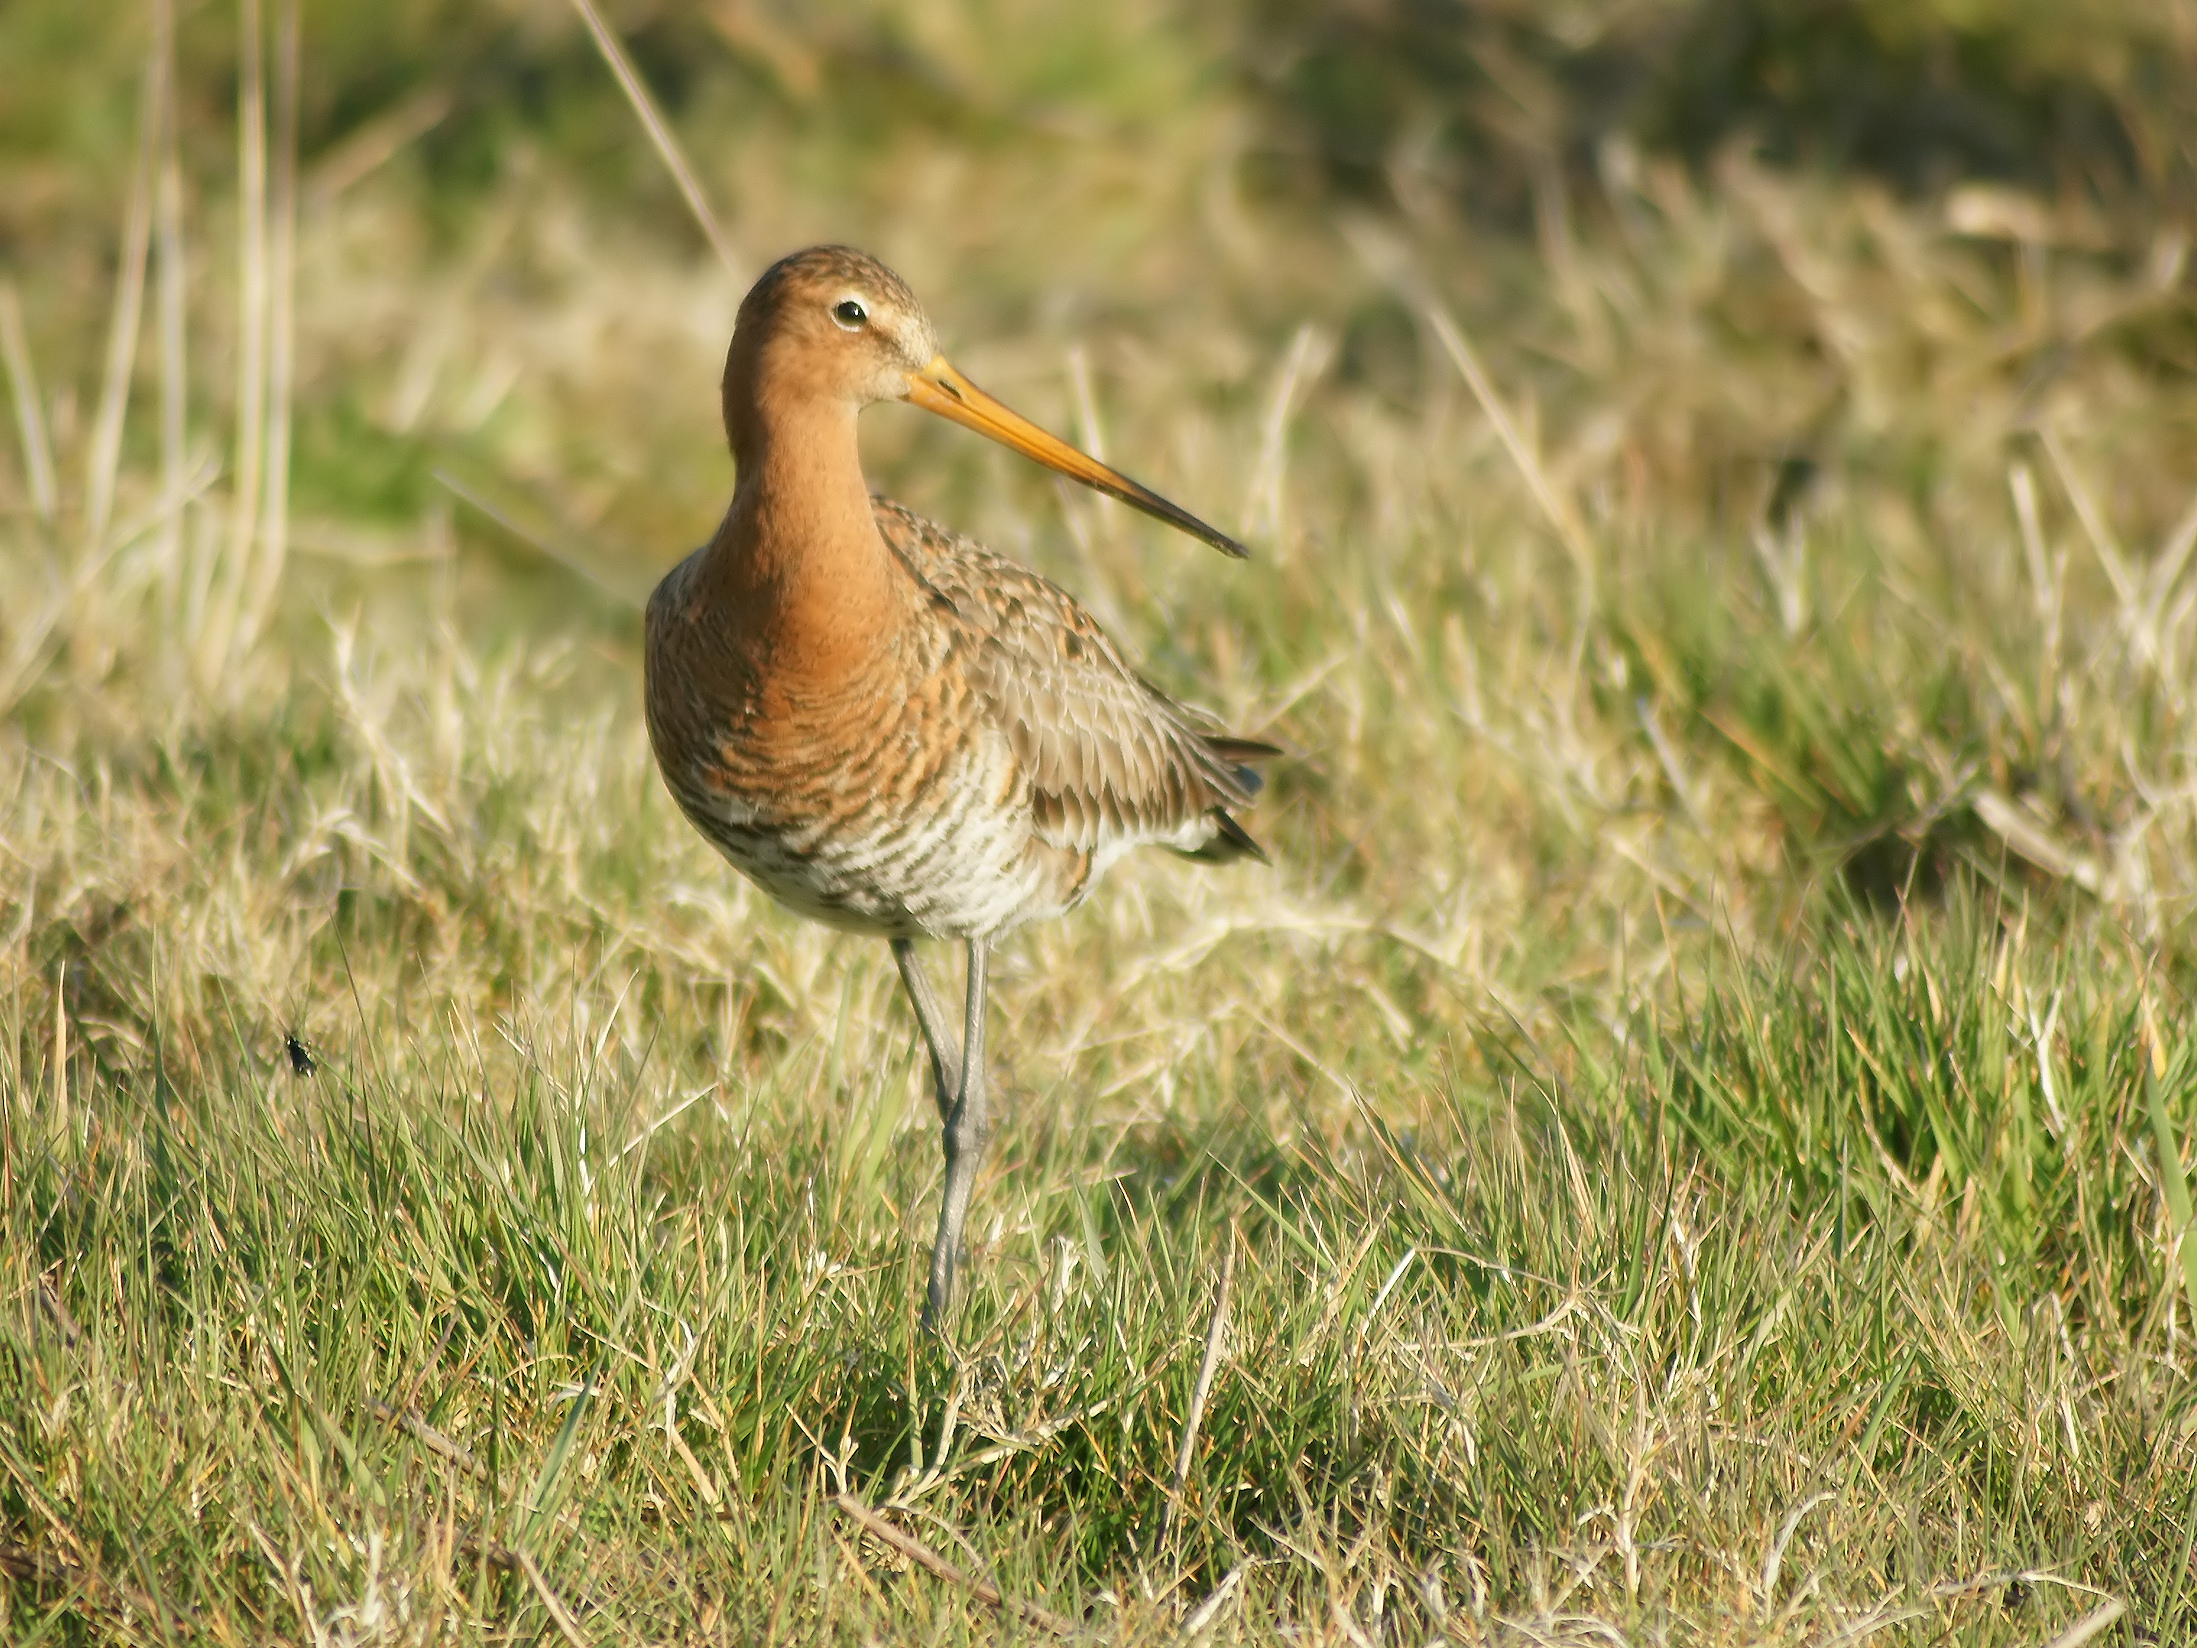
top-left (942, 1115), bottom-right (993, 1162)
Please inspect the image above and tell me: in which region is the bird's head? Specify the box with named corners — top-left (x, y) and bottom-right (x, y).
top-left (729, 245), bottom-right (940, 411)
top-left (724, 245), bottom-right (1246, 557)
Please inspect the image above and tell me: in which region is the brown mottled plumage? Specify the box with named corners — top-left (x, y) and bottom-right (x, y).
top-left (645, 246), bottom-right (1273, 1328)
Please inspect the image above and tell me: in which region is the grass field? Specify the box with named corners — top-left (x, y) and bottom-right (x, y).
top-left (4, 1), bottom-right (2197, 1641)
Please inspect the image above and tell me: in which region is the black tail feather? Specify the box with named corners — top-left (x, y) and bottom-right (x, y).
top-left (1175, 807), bottom-right (1268, 865)
top-left (1201, 733), bottom-right (1280, 798)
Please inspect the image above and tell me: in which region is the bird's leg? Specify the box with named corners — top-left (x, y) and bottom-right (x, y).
top-left (923, 937), bottom-right (991, 1332)
top-left (890, 937), bottom-right (963, 1123)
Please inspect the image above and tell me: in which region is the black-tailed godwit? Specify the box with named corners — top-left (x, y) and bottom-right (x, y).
top-left (644, 246), bottom-right (1273, 1327)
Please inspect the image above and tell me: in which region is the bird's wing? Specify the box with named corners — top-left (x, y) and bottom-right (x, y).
top-left (875, 498), bottom-right (1272, 858)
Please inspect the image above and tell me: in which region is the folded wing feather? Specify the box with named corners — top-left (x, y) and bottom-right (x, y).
top-left (874, 498), bottom-right (1271, 861)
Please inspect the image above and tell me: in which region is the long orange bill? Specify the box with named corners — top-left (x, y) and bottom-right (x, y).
top-left (905, 355), bottom-right (1247, 558)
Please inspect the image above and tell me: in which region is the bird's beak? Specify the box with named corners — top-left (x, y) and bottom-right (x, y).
top-left (904, 355), bottom-right (1247, 558)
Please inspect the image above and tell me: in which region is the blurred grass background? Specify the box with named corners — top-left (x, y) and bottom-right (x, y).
top-left (4, 0), bottom-right (2197, 1642)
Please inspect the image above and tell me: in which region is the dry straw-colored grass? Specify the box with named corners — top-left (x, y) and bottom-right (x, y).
top-left (3, 1), bottom-right (2196, 1642)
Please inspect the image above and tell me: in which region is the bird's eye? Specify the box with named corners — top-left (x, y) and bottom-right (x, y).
top-left (832, 298), bottom-right (868, 329)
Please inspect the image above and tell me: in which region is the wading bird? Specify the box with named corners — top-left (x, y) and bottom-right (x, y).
top-left (645, 247), bottom-right (1273, 1328)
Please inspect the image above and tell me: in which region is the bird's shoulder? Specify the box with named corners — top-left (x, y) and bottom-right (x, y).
top-left (873, 496), bottom-right (1116, 655)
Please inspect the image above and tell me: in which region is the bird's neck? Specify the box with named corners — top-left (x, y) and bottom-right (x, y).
top-left (700, 390), bottom-right (903, 671)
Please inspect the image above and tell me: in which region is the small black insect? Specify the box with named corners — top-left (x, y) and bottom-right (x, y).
top-left (284, 1032), bottom-right (315, 1075)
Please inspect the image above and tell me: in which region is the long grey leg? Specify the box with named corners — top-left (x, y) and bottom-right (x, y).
top-left (923, 937), bottom-right (991, 1332)
top-left (890, 937), bottom-right (962, 1123)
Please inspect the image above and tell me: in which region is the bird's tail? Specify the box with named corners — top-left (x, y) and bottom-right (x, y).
top-left (1178, 807), bottom-right (1269, 864)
